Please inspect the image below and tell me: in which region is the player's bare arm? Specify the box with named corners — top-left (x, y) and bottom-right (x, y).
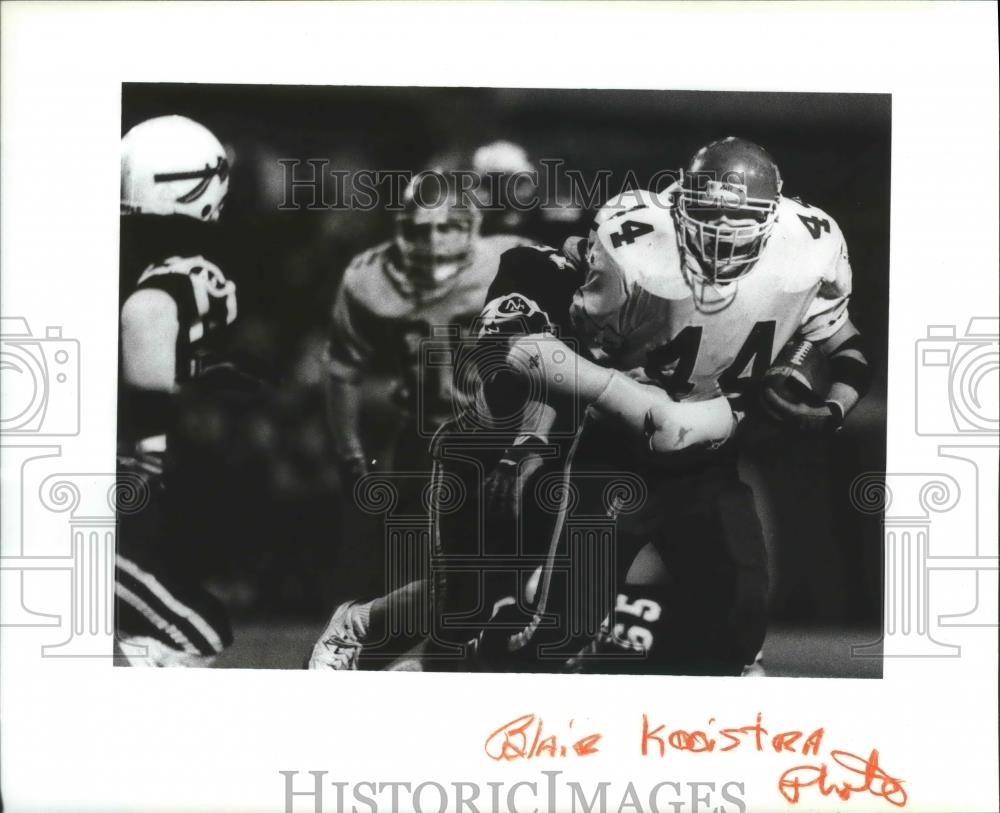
top-left (120, 287), bottom-right (180, 392)
top-left (326, 273), bottom-right (375, 485)
top-left (479, 243), bottom-right (739, 457)
top-left (505, 332), bottom-right (738, 452)
top-left (325, 375), bottom-right (367, 470)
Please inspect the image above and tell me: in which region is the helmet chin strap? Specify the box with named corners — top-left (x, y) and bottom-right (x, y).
top-left (692, 267), bottom-right (741, 311)
top-left (677, 237), bottom-right (742, 313)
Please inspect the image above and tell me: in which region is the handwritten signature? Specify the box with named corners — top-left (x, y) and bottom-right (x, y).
top-left (484, 714), bottom-right (601, 761)
top-left (641, 713), bottom-right (824, 756)
top-left (484, 712), bottom-right (908, 807)
top-left (779, 748), bottom-right (908, 807)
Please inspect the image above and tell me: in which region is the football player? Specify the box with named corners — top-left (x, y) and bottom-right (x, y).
top-left (438, 137), bottom-right (872, 675)
top-left (116, 115), bottom-right (252, 666)
top-left (472, 139), bottom-right (587, 247)
top-left (310, 171), bottom-right (533, 668)
top-left (325, 171), bottom-right (527, 479)
top-left (311, 222), bottom-right (743, 673)
top-left (472, 140), bottom-right (537, 238)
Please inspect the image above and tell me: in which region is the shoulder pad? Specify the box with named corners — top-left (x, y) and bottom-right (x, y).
top-left (498, 243), bottom-right (575, 275)
top-left (593, 188), bottom-right (672, 229)
top-left (590, 196), bottom-right (686, 299)
top-left (777, 196), bottom-right (845, 246)
top-left (340, 242), bottom-right (395, 299)
top-left (345, 242), bottom-right (391, 275)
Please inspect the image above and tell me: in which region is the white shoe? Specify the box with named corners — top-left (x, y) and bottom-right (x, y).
top-left (308, 601), bottom-right (363, 670)
top-left (116, 635), bottom-right (217, 668)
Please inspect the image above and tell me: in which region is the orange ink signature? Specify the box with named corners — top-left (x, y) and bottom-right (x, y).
top-left (641, 713), bottom-right (824, 757)
top-left (779, 748), bottom-right (908, 807)
top-left (639, 713), bottom-right (907, 808)
top-left (484, 714), bottom-right (602, 761)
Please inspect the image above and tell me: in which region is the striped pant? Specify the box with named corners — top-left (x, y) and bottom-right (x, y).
top-left (114, 453), bottom-right (232, 660)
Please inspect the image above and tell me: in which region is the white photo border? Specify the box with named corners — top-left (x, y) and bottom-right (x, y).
top-left (1, 3), bottom-right (997, 812)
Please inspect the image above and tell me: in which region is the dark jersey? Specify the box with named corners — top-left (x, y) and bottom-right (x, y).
top-left (118, 215), bottom-right (239, 446)
top-left (477, 241), bottom-right (587, 341)
top-left (452, 241), bottom-right (589, 438)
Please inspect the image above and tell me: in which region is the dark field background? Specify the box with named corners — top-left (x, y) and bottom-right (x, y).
top-left (122, 85), bottom-right (890, 673)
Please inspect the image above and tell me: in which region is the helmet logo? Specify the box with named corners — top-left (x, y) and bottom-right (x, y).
top-left (497, 295), bottom-right (533, 315)
top-left (700, 179), bottom-right (747, 209)
top-left (154, 156), bottom-right (229, 204)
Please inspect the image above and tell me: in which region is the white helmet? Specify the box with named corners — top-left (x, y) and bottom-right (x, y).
top-left (121, 115), bottom-right (229, 221)
top-left (472, 140), bottom-right (532, 176)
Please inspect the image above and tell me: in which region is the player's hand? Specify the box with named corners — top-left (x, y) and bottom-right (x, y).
top-left (642, 397), bottom-right (701, 454)
top-left (640, 390), bottom-right (740, 454)
top-left (484, 438), bottom-right (547, 525)
top-left (760, 385), bottom-right (844, 432)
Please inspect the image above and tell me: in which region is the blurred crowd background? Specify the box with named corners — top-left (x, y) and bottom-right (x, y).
top-left (122, 85), bottom-right (890, 640)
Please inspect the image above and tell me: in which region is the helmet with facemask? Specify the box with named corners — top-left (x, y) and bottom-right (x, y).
top-left (121, 115), bottom-right (230, 222)
top-left (675, 137), bottom-right (782, 285)
top-left (394, 171), bottom-right (482, 291)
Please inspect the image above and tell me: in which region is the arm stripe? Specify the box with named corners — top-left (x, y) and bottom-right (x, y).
top-left (829, 333), bottom-right (867, 357)
top-left (831, 348), bottom-right (867, 364)
top-left (830, 355), bottom-right (872, 397)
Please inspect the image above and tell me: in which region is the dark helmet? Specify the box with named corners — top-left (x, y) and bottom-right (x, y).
top-left (675, 137), bottom-right (782, 284)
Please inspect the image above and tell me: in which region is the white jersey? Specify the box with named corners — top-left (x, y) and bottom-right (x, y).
top-left (569, 189), bottom-right (852, 408)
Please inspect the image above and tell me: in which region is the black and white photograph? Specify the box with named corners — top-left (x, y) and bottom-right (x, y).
top-left (2, 4), bottom-right (997, 813)
top-left (115, 84), bottom-right (889, 677)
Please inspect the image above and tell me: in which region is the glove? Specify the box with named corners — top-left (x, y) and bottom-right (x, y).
top-left (484, 437), bottom-right (548, 526)
top-left (760, 385), bottom-right (844, 432)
